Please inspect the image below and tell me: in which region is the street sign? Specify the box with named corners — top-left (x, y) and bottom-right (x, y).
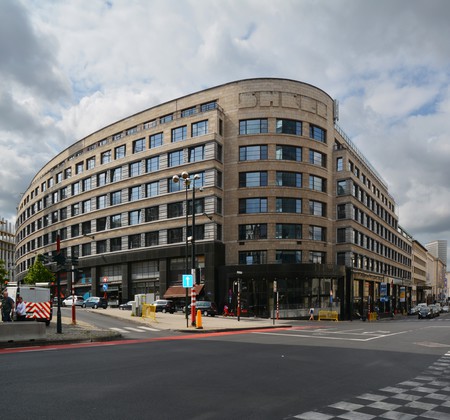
top-left (182, 274), bottom-right (193, 288)
top-left (102, 283), bottom-right (108, 292)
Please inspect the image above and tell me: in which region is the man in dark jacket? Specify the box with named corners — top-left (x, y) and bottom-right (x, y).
top-left (1, 290), bottom-right (14, 322)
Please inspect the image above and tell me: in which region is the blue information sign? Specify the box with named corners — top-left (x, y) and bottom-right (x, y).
top-left (182, 274), bottom-right (193, 288)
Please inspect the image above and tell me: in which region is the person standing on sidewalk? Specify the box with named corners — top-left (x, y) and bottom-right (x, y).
top-left (309, 307), bottom-right (314, 321)
top-left (1, 290), bottom-right (15, 322)
top-left (15, 296), bottom-right (26, 321)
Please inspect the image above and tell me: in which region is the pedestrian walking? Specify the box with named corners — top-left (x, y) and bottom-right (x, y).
top-left (309, 307), bottom-right (314, 321)
top-left (15, 296), bottom-right (27, 321)
top-left (1, 290), bottom-right (15, 322)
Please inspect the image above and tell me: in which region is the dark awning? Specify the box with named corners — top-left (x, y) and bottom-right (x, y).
top-left (163, 284), bottom-right (204, 298)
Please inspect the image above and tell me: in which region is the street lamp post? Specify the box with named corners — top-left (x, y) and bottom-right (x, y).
top-left (172, 171), bottom-right (199, 328)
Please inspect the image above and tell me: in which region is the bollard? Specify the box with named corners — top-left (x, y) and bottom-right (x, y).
top-left (196, 309), bottom-right (203, 329)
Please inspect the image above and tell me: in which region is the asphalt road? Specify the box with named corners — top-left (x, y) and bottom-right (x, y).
top-left (2, 314), bottom-right (450, 420)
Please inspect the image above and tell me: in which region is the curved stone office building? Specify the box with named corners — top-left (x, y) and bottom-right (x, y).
top-left (15, 78), bottom-right (412, 318)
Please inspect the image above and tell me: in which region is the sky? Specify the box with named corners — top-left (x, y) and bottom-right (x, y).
top-left (1, 0), bottom-right (450, 256)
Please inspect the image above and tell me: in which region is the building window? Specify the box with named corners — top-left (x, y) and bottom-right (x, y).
top-left (110, 237), bottom-right (122, 252)
top-left (187, 224), bottom-right (205, 241)
top-left (145, 206), bottom-right (159, 222)
top-left (71, 224), bottom-right (80, 238)
top-left (239, 198), bottom-right (268, 214)
top-left (309, 200), bottom-right (326, 217)
top-left (97, 172), bottom-right (108, 187)
top-left (192, 120), bottom-right (208, 137)
top-left (75, 162), bottom-right (83, 174)
top-left (160, 114), bottom-right (173, 124)
top-left (188, 145), bottom-right (205, 162)
top-left (168, 150), bottom-right (183, 167)
top-left (72, 182), bottom-right (80, 196)
top-left (83, 177), bottom-right (92, 191)
top-left (132, 138), bottom-right (146, 153)
top-left (146, 182), bottom-right (159, 197)
top-left (238, 251), bottom-right (267, 265)
top-left (239, 119), bottom-right (268, 135)
top-left (309, 226), bottom-right (326, 241)
top-left (129, 186), bottom-right (141, 201)
top-left (275, 224), bottom-right (302, 239)
top-left (239, 145), bottom-right (268, 161)
top-left (97, 240), bottom-right (107, 254)
top-left (239, 172), bottom-right (268, 187)
top-left (337, 228), bottom-right (347, 243)
top-left (276, 198), bottom-right (302, 213)
top-left (82, 243), bottom-right (91, 256)
top-left (238, 224), bottom-right (267, 240)
top-left (337, 180), bottom-right (348, 195)
top-left (168, 228), bottom-right (183, 244)
top-left (115, 145), bottom-right (126, 159)
top-left (309, 251), bottom-right (326, 264)
top-left (276, 119), bottom-right (302, 135)
top-left (336, 157), bottom-right (343, 171)
top-left (129, 162), bottom-right (141, 177)
top-left (110, 214), bottom-right (122, 229)
top-left (110, 191), bottom-right (121, 206)
top-left (275, 250), bottom-right (302, 264)
top-left (171, 126), bottom-right (187, 142)
top-left (65, 168), bottom-right (72, 179)
top-left (97, 217), bottom-right (107, 231)
top-left (150, 132), bottom-right (163, 148)
top-left (309, 125), bottom-right (326, 143)
top-left (146, 156), bottom-right (160, 173)
top-left (82, 199), bottom-right (91, 213)
top-left (276, 145), bottom-right (302, 161)
top-left (145, 231), bottom-right (159, 246)
top-left (111, 167), bottom-right (122, 182)
top-left (309, 175), bottom-right (326, 192)
top-left (276, 172), bottom-right (302, 187)
top-left (201, 101), bottom-right (217, 112)
top-left (97, 195), bottom-right (107, 209)
top-left (309, 150), bottom-right (326, 167)
top-left (59, 187), bottom-right (68, 200)
top-left (129, 210), bottom-right (140, 225)
top-left (82, 221), bottom-right (91, 235)
top-left (101, 150), bottom-right (112, 164)
top-left (60, 207), bottom-right (67, 221)
top-left (143, 120), bottom-right (157, 130)
top-left (71, 203), bottom-right (80, 216)
top-left (168, 202), bottom-right (183, 218)
top-left (188, 197), bottom-right (205, 216)
top-left (86, 157), bottom-right (95, 170)
top-left (181, 106), bottom-right (197, 117)
top-left (56, 172), bottom-right (62, 183)
top-left (337, 204), bottom-right (347, 219)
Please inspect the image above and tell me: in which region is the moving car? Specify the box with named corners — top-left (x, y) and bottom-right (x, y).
top-left (119, 301), bottom-right (134, 310)
top-left (418, 306), bottom-right (435, 319)
top-left (82, 297), bottom-right (108, 309)
top-left (153, 299), bottom-right (176, 313)
top-left (62, 296), bottom-right (84, 307)
top-left (188, 301), bottom-right (218, 317)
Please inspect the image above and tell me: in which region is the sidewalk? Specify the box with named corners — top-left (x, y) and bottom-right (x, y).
top-left (0, 309), bottom-right (292, 349)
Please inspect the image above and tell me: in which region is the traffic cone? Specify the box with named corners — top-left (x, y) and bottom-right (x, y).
top-left (196, 309), bottom-right (203, 329)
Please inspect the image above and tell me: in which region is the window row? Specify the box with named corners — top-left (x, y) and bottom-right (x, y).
top-left (239, 172), bottom-right (326, 189)
top-left (238, 250), bottom-right (326, 265)
top-left (238, 223), bottom-right (326, 241)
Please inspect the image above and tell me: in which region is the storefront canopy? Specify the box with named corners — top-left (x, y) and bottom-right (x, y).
top-left (163, 284), bottom-right (204, 299)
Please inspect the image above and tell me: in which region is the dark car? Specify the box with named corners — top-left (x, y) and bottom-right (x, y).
top-left (188, 301), bottom-right (218, 317)
top-left (418, 306), bottom-right (434, 319)
top-left (82, 297), bottom-right (108, 309)
top-left (119, 301), bottom-right (134, 310)
top-left (153, 299), bottom-right (176, 313)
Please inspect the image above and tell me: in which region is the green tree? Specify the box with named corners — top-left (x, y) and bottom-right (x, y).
top-left (0, 259), bottom-right (8, 288)
top-left (23, 258), bottom-right (55, 285)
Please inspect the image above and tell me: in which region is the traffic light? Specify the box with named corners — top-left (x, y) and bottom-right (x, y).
top-left (52, 253), bottom-right (66, 265)
top-left (71, 256), bottom-right (79, 266)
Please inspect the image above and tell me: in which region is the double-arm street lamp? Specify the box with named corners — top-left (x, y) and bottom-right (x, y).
top-left (172, 171), bottom-right (200, 327)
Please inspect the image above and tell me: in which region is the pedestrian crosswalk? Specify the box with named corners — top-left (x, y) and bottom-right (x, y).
top-left (290, 351), bottom-right (450, 419)
top-left (109, 326), bottom-right (160, 334)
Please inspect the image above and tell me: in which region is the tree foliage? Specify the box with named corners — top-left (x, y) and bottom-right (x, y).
top-left (0, 259), bottom-right (8, 288)
top-left (23, 258), bottom-right (55, 285)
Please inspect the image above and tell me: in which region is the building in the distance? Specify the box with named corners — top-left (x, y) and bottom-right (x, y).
top-left (15, 78), bottom-right (412, 318)
top-left (0, 218), bottom-right (15, 285)
top-left (426, 240), bottom-right (447, 266)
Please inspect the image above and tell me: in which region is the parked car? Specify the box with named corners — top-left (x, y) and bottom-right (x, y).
top-left (442, 305), bottom-right (449, 313)
top-left (119, 301), bottom-right (134, 310)
top-left (418, 306), bottom-right (434, 319)
top-left (82, 297), bottom-right (108, 309)
top-left (408, 305), bottom-right (420, 316)
top-left (153, 299), bottom-right (176, 313)
top-left (188, 301), bottom-right (218, 317)
top-left (62, 296), bottom-right (84, 307)
top-left (430, 304), bottom-right (440, 317)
